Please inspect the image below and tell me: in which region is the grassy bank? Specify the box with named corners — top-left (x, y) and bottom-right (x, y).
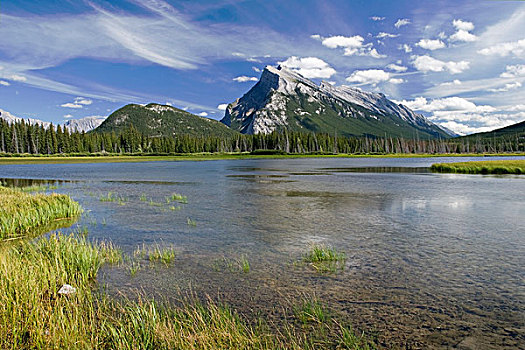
top-left (0, 186), bottom-right (82, 239)
top-left (0, 152), bottom-right (524, 164)
top-left (430, 160), bottom-right (525, 174)
top-left (0, 189), bottom-right (374, 349)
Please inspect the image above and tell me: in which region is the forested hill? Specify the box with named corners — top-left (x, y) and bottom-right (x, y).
top-left (94, 103), bottom-right (238, 138)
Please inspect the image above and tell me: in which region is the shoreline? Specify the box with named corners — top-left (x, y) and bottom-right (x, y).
top-left (1, 152), bottom-right (525, 165)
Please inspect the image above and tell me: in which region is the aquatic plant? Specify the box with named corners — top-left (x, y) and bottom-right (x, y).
top-left (171, 193), bottom-right (188, 204)
top-left (0, 186), bottom-right (82, 239)
top-left (302, 245), bottom-right (346, 273)
top-left (187, 217), bottom-right (197, 227)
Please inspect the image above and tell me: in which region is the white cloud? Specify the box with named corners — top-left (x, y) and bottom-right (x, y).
top-left (310, 34), bottom-right (322, 40)
top-left (198, 112), bottom-right (208, 117)
top-left (412, 55), bottom-right (470, 74)
top-left (74, 97), bottom-right (92, 105)
top-left (6, 74), bottom-right (27, 82)
top-left (438, 121), bottom-right (492, 135)
top-left (318, 34), bottom-right (385, 58)
top-left (488, 82), bottom-right (522, 92)
top-left (346, 69), bottom-right (403, 85)
top-left (278, 56), bottom-right (336, 79)
top-left (63, 114), bottom-right (74, 119)
top-left (416, 39), bottom-right (445, 50)
top-left (217, 103), bottom-right (228, 111)
top-left (452, 19), bottom-right (475, 32)
top-left (449, 30), bottom-right (477, 42)
top-left (233, 76), bottom-right (258, 82)
top-left (370, 16), bottom-right (385, 21)
top-left (0, 80), bottom-right (10, 86)
top-left (440, 79), bottom-right (462, 86)
top-left (394, 18), bottom-right (411, 28)
top-left (400, 44), bottom-right (412, 53)
top-left (478, 39), bottom-right (525, 57)
top-left (500, 64), bottom-right (525, 78)
top-left (397, 96), bottom-right (495, 114)
top-left (377, 32), bottom-right (399, 39)
top-left (386, 63), bottom-right (407, 72)
top-left (321, 35), bottom-right (364, 49)
top-left (61, 103), bottom-right (83, 108)
top-left (252, 66), bottom-right (261, 73)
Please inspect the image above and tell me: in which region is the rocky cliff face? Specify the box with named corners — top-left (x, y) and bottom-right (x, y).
top-left (221, 66), bottom-right (453, 139)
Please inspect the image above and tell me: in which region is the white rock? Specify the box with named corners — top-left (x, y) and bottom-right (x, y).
top-left (58, 284), bottom-right (76, 295)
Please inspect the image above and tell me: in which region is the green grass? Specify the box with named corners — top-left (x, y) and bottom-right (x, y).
top-left (0, 186), bottom-right (82, 240)
top-left (133, 243), bottom-right (177, 266)
top-left (302, 245), bottom-right (347, 273)
top-left (431, 160), bottom-right (525, 174)
top-left (0, 186), bottom-right (375, 349)
top-left (170, 193), bottom-right (188, 204)
top-left (187, 217), bottom-right (197, 227)
top-left (212, 255), bottom-right (251, 274)
top-left (2, 152), bottom-right (524, 165)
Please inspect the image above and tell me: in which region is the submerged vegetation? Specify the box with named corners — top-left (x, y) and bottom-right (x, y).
top-left (0, 186), bottom-right (82, 239)
top-left (431, 160), bottom-right (525, 174)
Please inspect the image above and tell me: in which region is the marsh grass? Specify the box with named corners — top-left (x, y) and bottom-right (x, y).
top-left (294, 299), bottom-right (330, 325)
top-left (133, 243), bottom-right (176, 266)
top-left (170, 193), bottom-right (188, 204)
top-left (431, 160), bottom-right (525, 174)
top-left (213, 255), bottom-right (251, 273)
top-left (0, 186), bottom-right (82, 239)
top-left (301, 245), bottom-right (346, 273)
top-left (187, 217), bottom-right (197, 227)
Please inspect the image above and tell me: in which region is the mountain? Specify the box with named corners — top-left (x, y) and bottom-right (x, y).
top-left (0, 108), bottom-right (51, 128)
top-left (465, 119), bottom-right (525, 139)
top-left (63, 116), bottom-right (106, 132)
top-left (221, 65), bottom-right (453, 139)
top-left (94, 103), bottom-right (238, 137)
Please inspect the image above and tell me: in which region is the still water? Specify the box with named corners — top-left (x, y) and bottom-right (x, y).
top-left (1, 156), bottom-right (524, 348)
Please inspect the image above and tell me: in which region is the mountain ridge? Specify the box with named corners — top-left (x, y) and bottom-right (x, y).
top-left (221, 65), bottom-right (453, 139)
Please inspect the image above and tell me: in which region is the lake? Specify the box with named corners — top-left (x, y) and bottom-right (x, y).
top-left (1, 156), bottom-right (524, 348)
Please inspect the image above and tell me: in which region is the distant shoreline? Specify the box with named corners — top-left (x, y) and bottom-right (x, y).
top-left (1, 152), bottom-right (525, 164)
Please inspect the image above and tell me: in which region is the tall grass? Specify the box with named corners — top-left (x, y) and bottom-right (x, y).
top-left (0, 186), bottom-right (82, 239)
top-left (431, 160), bottom-right (525, 174)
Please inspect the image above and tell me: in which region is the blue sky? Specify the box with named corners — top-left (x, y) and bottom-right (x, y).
top-left (0, 0), bottom-right (524, 134)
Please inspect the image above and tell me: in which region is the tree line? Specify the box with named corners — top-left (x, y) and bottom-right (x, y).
top-left (1, 119), bottom-right (524, 156)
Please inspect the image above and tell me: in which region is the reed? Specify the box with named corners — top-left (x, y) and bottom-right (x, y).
top-left (0, 186), bottom-right (82, 239)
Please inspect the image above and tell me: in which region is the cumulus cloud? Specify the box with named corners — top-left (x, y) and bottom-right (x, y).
top-left (370, 16), bottom-right (385, 21)
top-left (416, 39), bottom-right (445, 50)
top-left (60, 97), bottom-right (93, 108)
top-left (399, 44), bottom-right (412, 53)
top-left (488, 82), bottom-right (522, 92)
top-left (394, 96), bottom-right (516, 135)
top-left (346, 69), bottom-right (403, 85)
top-left (412, 55), bottom-right (470, 74)
top-left (252, 66), bottom-right (261, 73)
top-left (449, 19), bottom-right (477, 42)
top-left (63, 114), bottom-right (74, 119)
top-left (449, 30), bottom-right (477, 42)
top-left (452, 19), bottom-right (475, 31)
top-left (386, 63), bottom-right (407, 72)
top-left (198, 112), bottom-right (208, 117)
top-left (500, 64), bottom-right (525, 78)
top-left (394, 19), bottom-right (411, 28)
top-left (377, 32), bottom-right (399, 39)
top-left (316, 35), bottom-right (385, 58)
top-left (478, 39), bottom-right (525, 57)
top-left (217, 103), bottom-right (228, 111)
top-left (278, 56), bottom-right (336, 79)
top-left (0, 80), bottom-right (10, 86)
top-left (232, 76), bottom-right (258, 82)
